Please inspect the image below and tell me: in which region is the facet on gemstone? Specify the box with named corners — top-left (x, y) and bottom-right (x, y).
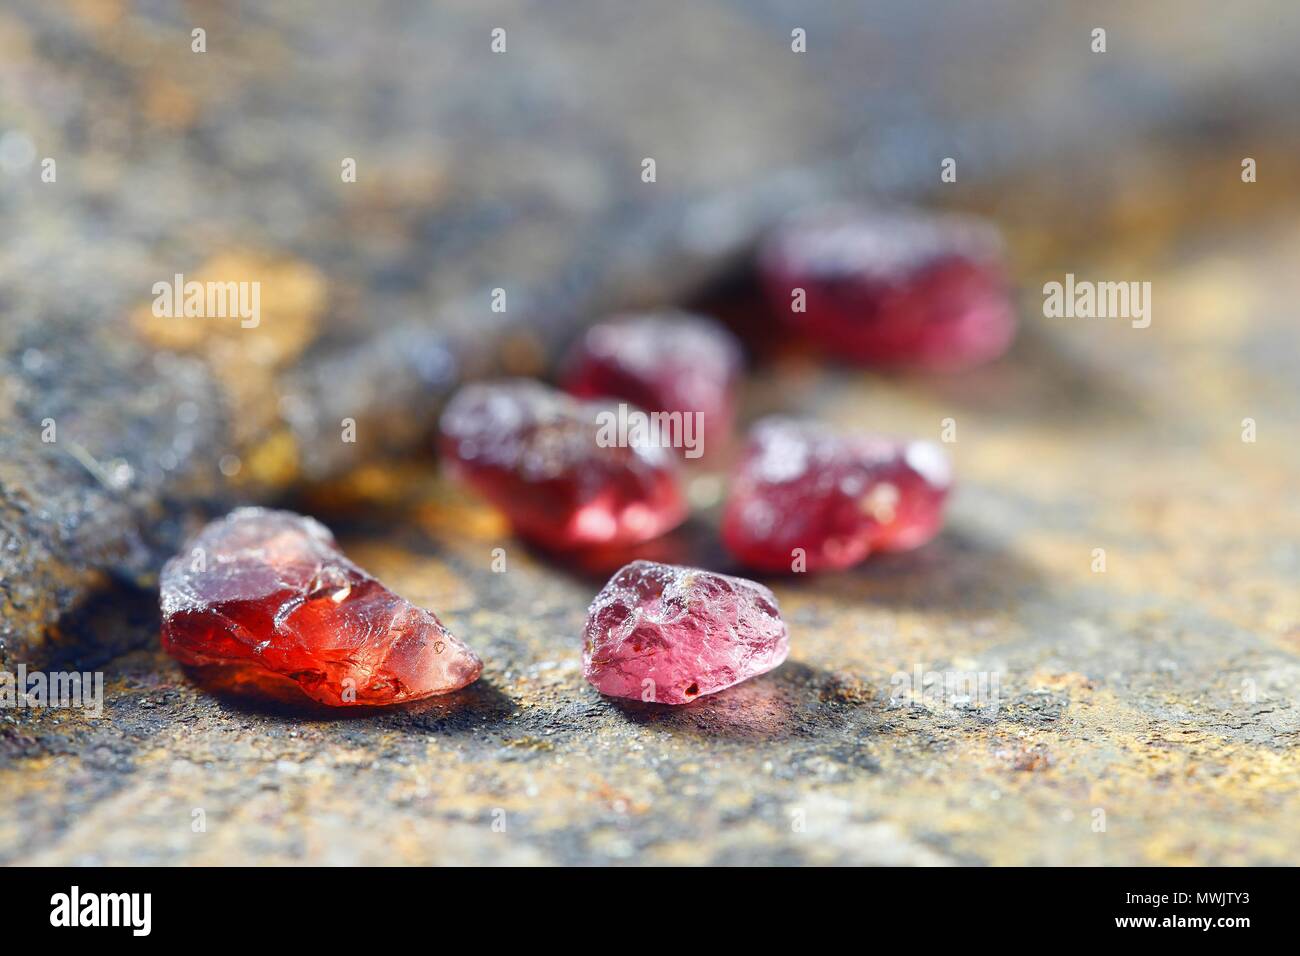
top-left (582, 560), bottom-right (790, 704)
top-left (560, 311), bottom-right (743, 459)
top-left (160, 508), bottom-right (482, 706)
top-left (439, 379), bottom-right (687, 549)
top-left (758, 206), bottom-right (1016, 370)
top-left (721, 417), bottom-right (951, 573)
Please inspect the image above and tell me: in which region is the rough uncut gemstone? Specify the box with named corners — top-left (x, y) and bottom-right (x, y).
top-left (160, 508), bottom-right (482, 706)
top-left (583, 560), bottom-right (789, 704)
top-left (560, 312), bottom-right (743, 458)
top-left (721, 417), bottom-right (951, 573)
top-left (439, 379), bottom-right (687, 548)
top-left (759, 207), bottom-right (1016, 370)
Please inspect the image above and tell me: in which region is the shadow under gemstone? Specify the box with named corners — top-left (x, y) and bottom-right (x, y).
top-left (190, 661), bottom-right (513, 729)
top-left (605, 659), bottom-right (875, 743)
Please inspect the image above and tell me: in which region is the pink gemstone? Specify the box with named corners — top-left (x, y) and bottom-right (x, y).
top-left (160, 508), bottom-right (483, 706)
top-left (439, 379), bottom-right (687, 549)
top-left (759, 207), bottom-right (1016, 370)
top-left (583, 560), bottom-right (790, 704)
top-left (560, 312), bottom-right (743, 458)
top-left (721, 417), bottom-right (951, 573)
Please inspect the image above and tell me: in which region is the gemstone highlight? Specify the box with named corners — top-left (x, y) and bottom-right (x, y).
top-left (160, 507), bottom-right (482, 706)
top-left (582, 560), bottom-right (790, 704)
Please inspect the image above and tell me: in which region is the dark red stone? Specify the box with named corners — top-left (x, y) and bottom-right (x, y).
top-left (160, 508), bottom-right (482, 706)
top-left (560, 312), bottom-right (743, 458)
top-left (759, 207), bottom-right (1016, 370)
top-left (721, 417), bottom-right (952, 573)
top-left (439, 379), bottom-right (687, 548)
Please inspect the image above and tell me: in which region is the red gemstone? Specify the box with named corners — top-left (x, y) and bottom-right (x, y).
top-left (583, 560), bottom-right (789, 704)
top-left (759, 207), bottom-right (1016, 370)
top-left (721, 417), bottom-right (951, 573)
top-left (560, 312), bottom-right (743, 459)
top-left (439, 379), bottom-right (687, 548)
top-left (160, 508), bottom-right (482, 706)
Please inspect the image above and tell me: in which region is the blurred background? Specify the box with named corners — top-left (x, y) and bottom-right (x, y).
top-left (1, 1), bottom-right (1298, 865)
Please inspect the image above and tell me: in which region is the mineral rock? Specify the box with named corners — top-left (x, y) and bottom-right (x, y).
top-left (561, 312), bottom-right (743, 458)
top-left (583, 560), bottom-right (789, 704)
top-left (759, 208), bottom-right (1016, 370)
top-left (439, 380), bottom-right (687, 548)
top-left (160, 508), bottom-right (482, 705)
top-left (721, 417), bottom-right (951, 572)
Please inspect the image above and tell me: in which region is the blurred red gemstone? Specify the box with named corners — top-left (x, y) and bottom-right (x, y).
top-left (560, 311), bottom-right (742, 460)
top-left (582, 560), bottom-right (789, 704)
top-left (439, 379), bottom-right (687, 548)
top-left (759, 207), bottom-right (1016, 370)
top-left (721, 417), bottom-right (952, 573)
top-left (161, 508), bottom-right (482, 706)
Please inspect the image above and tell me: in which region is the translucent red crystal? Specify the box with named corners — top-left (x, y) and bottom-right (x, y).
top-left (759, 207), bottom-right (1016, 370)
top-left (160, 508), bottom-right (482, 706)
top-left (560, 312), bottom-right (743, 458)
top-left (721, 417), bottom-right (951, 573)
top-left (582, 560), bottom-right (789, 704)
top-left (439, 379), bottom-right (687, 548)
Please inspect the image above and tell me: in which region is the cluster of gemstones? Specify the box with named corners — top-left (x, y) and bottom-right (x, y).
top-left (161, 207), bottom-right (1013, 707)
